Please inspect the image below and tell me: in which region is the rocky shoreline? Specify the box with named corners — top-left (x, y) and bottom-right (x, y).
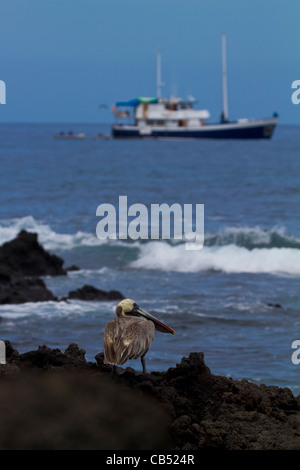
top-left (0, 341), bottom-right (299, 450)
top-left (1, 231), bottom-right (299, 450)
top-left (0, 230), bottom-right (124, 304)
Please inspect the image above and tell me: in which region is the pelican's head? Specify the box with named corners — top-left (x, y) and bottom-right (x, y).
top-left (116, 298), bottom-right (175, 335)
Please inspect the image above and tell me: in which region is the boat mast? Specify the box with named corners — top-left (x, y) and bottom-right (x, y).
top-left (221, 33), bottom-right (229, 121)
top-left (156, 48), bottom-right (164, 100)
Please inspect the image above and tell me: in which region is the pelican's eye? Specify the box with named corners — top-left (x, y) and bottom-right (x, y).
top-left (133, 302), bottom-right (137, 308)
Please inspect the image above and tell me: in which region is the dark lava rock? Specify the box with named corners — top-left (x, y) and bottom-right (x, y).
top-left (64, 343), bottom-right (87, 362)
top-left (0, 231), bottom-right (62, 304)
top-left (0, 232), bottom-right (124, 305)
top-left (4, 340), bottom-right (19, 359)
top-left (1, 342), bottom-right (300, 450)
top-left (0, 369), bottom-right (169, 450)
top-left (65, 265), bottom-right (80, 272)
top-left (0, 230), bottom-right (66, 278)
top-left (0, 276), bottom-right (57, 304)
top-left (17, 345), bottom-right (82, 369)
top-left (67, 284), bottom-right (124, 301)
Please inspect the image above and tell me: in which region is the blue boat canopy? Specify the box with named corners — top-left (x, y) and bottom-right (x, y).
top-left (116, 97), bottom-right (158, 107)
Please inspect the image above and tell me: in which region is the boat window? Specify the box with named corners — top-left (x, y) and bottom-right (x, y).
top-left (146, 120), bottom-right (166, 126)
top-left (116, 110), bottom-right (130, 118)
top-left (166, 103), bottom-right (177, 111)
top-left (177, 102), bottom-right (192, 110)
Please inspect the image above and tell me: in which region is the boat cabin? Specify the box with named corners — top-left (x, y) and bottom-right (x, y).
top-left (113, 96), bottom-right (210, 129)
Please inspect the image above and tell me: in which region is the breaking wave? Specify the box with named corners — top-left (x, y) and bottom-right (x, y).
top-left (204, 226), bottom-right (300, 250)
top-left (0, 217), bottom-right (299, 276)
top-left (130, 241), bottom-right (300, 275)
top-left (130, 226), bottom-right (300, 276)
top-left (0, 216), bottom-right (106, 251)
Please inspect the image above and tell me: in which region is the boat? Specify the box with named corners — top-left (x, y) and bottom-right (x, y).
top-left (54, 131), bottom-right (86, 140)
top-left (112, 35), bottom-right (278, 140)
top-left (94, 133), bottom-right (110, 140)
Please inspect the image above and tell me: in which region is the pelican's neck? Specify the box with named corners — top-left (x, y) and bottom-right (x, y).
top-left (115, 305), bottom-right (122, 318)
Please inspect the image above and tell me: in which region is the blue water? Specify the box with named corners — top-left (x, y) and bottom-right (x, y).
top-left (0, 123), bottom-right (299, 394)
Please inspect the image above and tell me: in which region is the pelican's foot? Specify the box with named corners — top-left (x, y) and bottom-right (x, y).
top-left (110, 364), bottom-right (124, 376)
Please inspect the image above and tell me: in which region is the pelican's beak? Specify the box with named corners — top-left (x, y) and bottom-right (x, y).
top-left (131, 304), bottom-right (175, 335)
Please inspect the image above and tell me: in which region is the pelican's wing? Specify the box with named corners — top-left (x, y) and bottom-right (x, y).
top-left (118, 318), bottom-right (155, 363)
top-left (103, 319), bottom-right (119, 365)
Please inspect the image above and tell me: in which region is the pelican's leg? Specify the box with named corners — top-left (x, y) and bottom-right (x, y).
top-left (141, 355), bottom-right (147, 374)
top-left (111, 364), bottom-right (123, 376)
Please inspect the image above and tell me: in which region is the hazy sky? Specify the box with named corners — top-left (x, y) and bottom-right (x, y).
top-left (0, 0), bottom-right (299, 124)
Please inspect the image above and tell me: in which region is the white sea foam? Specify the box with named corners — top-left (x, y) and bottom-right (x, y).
top-left (204, 225), bottom-right (300, 248)
top-left (0, 216), bottom-right (143, 251)
top-left (0, 299), bottom-right (115, 319)
top-left (1, 217), bottom-right (299, 276)
top-left (0, 216), bottom-right (105, 251)
top-left (1, 216), bottom-right (299, 250)
top-left (130, 241), bottom-right (300, 276)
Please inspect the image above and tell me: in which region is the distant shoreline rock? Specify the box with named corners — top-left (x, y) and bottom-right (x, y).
top-left (0, 230), bottom-right (67, 278)
top-left (66, 284), bottom-right (124, 302)
top-left (0, 231), bottom-right (124, 305)
top-left (65, 265), bottom-right (80, 272)
top-left (0, 276), bottom-right (57, 304)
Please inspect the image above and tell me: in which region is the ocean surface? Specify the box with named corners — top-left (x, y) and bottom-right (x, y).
top-left (0, 123), bottom-right (299, 394)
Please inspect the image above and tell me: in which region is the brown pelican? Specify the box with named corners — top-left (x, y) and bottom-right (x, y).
top-left (104, 298), bottom-right (175, 373)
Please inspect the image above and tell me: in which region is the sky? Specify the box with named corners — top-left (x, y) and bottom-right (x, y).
top-left (0, 0), bottom-right (299, 124)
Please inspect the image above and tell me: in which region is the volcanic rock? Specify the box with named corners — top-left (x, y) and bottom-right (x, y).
top-left (67, 284), bottom-right (124, 301)
top-left (0, 368), bottom-right (169, 450)
top-left (1, 342), bottom-right (300, 450)
top-left (0, 232), bottom-right (124, 305)
top-left (0, 230), bottom-right (66, 278)
top-left (65, 265), bottom-right (80, 272)
top-left (0, 275), bottom-right (57, 304)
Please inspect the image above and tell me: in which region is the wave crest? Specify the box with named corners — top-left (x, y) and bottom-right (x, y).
top-left (130, 242), bottom-right (300, 276)
top-left (205, 226), bottom-right (300, 250)
top-left (0, 217), bottom-right (299, 275)
top-left (0, 216), bottom-right (104, 251)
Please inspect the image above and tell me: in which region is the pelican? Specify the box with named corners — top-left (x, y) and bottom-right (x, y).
top-left (103, 298), bottom-right (175, 373)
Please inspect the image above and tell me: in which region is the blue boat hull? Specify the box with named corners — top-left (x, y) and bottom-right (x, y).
top-left (112, 119), bottom-right (277, 140)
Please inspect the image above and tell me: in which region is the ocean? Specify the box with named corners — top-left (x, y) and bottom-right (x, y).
top-left (0, 122), bottom-right (299, 394)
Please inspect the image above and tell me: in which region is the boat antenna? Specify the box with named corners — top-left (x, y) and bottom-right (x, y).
top-left (221, 33), bottom-right (229, 122)
top-left (156, 48), bottom-right (165, 100)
